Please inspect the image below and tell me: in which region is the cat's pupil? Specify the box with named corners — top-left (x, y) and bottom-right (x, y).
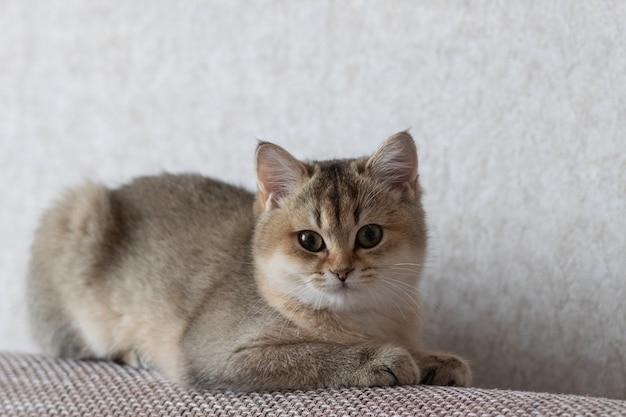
top-left (356, 224), bottom-right (383, 249)
top-left (298, 231), bottom-right (325, 252)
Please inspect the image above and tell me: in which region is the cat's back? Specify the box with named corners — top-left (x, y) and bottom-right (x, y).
top-left (116, 173), bottom-right (254, 222)
top-left (113, 173), bottom-right (255, 243)
top-left (109, 173), bottom-right (257, 287)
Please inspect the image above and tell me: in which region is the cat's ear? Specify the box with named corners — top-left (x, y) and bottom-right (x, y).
top-left (366, 131), bottom-right (419, 200)
top-left (255, 142), bottom-right (307, 211)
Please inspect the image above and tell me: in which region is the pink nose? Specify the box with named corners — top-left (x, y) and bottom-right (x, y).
top-left (331, 267), bottom-right (354, 282)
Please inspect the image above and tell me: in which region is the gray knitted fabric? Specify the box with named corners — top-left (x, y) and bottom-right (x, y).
top-left (1, 352), bottom-right (624, 417)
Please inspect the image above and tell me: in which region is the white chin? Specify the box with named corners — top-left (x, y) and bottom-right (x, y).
top-left (307, 285), bottom-right (363, 312)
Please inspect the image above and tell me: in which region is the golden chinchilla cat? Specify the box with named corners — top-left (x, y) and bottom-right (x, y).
top-left (27, 131), bottom-right (471, 391)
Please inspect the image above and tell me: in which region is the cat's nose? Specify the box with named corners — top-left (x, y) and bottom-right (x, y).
top-left (331, 267), bottom-right (354, 282)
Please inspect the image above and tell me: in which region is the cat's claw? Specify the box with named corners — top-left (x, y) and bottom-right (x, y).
top-left (359, 345), bottom-right (421, 387)
top-left (417, 352), bottom-right (472, 387)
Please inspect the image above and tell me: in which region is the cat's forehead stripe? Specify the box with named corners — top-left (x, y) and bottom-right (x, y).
top-left (353, 206), bottom-right (361, 225)
top-left (314, 160), bottom-right (360, 228)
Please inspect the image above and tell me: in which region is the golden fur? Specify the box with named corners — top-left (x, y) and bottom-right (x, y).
top-left (27, 132), bottom-right (471, 390)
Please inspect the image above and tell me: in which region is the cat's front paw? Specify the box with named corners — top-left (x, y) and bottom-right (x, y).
top-left (356, 345), bottom-right (421, 387)
top-left (416, 351), bottom-right (472, 387)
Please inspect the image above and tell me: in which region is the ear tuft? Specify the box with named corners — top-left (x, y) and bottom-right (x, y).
top-left (255, 142), bottom-right (307, 211)
top-left (366, 131), bottom-right (419, 200)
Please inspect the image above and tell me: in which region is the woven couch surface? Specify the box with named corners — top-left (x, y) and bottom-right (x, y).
top-left (1, 352), bottom-right (624, 417)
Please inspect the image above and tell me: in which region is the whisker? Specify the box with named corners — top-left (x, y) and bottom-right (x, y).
top-left (383, 278), bottom-right (417, 296)
top-left (277, 298), bottom-right (300, 340)
top-left (388, 267), bottom-right (421, 274)
top-left (378, 287), bottom-right (421, 319)
top-left (237, 297), bottom-right (267, 327)
top-left (374, 284), bottom-right (408, 321)
top-left (378, 279), bottom-right (422, 315)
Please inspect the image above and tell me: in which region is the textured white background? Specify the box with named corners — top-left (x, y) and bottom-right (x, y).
top-left (1, 1), bottom-right (624, 399)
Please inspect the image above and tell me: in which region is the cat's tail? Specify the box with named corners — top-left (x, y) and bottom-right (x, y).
top-left (27, 182), bottom-right (118, 358)
top-left (45, 182), bottom-right (118, 269)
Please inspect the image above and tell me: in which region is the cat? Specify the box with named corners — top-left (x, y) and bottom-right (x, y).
top-left (27, 131), bottom-right (471, 391)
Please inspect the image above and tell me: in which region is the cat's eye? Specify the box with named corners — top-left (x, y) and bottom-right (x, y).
top-left (298, 231), bottom-right (326, 252)
top-left (356, 224), bottom-right (383, 249)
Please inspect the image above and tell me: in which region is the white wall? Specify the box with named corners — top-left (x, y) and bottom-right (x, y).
top-left (1, 1), bottom-right (624, 399)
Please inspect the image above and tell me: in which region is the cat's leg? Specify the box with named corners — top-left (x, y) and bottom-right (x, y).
top-left (413, 350), bottom-right (472, 387)
top-left (184, 343), bottom-right (421, 391)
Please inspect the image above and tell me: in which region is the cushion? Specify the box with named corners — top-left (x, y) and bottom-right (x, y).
top-left (1, 352), bottom-right (624, 417)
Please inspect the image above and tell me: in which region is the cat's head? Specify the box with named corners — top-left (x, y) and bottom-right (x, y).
top-left (252, 132), bottom-right (427, 315)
